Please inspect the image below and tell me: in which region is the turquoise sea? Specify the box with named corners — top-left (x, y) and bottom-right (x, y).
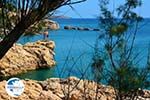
top-left (16, 18), bottom-right (150, 81)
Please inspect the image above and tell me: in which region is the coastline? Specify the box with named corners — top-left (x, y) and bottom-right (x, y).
top-left (0, 76), bottom-right (149, 100)
top-left (0, 19), bottom-right (150, 99)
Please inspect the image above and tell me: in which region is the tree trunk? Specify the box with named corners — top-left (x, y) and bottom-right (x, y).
top-left (0, 17), bottom-right (34, 59)
top-left (0, 0), bottom-right (65, 59)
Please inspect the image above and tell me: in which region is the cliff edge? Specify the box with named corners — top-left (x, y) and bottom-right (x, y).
top-left (0, 40), bottom-right (55, 77)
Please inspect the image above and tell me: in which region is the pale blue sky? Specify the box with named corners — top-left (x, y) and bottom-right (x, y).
top-left (58, 0), bottom-right (150, 18)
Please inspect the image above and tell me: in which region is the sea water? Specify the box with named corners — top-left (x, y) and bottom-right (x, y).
top-left (17, 18), bottom-right (150, 81)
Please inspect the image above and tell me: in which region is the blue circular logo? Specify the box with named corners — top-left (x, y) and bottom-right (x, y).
top-left (5, 78), bottom-right (24, 97)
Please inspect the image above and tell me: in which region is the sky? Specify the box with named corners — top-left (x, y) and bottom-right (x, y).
top-left (58, 0), bottom-right (150, 18)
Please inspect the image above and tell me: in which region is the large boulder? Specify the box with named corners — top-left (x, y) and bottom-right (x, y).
top-left (0, 40), bottom-right (55, 77)
top-left (44, 19), bottom-right (60, 30)
top-left (0, 77), bottom-right (149, 100)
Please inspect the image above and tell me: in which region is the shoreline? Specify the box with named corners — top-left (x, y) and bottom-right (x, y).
top-left (0, 76), bottom-right (149, 100)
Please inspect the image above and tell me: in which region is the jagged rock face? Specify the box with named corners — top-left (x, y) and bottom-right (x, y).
top-left (39, 77), bottom-right (117, 100)
top-left (0, 77), bottom-right (149, 100)
top-left (0, 77), bottom-right (116, 100)
top-left (0, 40), bottom-right (55, 77)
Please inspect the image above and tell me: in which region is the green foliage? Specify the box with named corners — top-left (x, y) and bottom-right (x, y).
top-left (109, 66), bottom-right (148, 93)
top-left (23, 20), bottom-right (48, 36)
top-left (0, 2), bottom-right (48, 37)
top-left (5, 3), bottom-right (17, 12)
top-left (92, 0), bottom-right (149, 99)
top-left (109, 23), bottom-right (128, 36)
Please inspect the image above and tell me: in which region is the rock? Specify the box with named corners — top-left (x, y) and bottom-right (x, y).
top-left (0, 40), bottom-right (55, 77)
top-left (7, 11), bottom-right (17, 18)
top-left (77, 27), bottom-right (84, 30)
top-left (77, 27), bottom-right (91, 31)
top-left (138, 90), bottom-right (150, 99)
top-left (64, 26), bottom-right (77, 30)
top-left (39, 77), bottom-right (117, 100)
top-left (0, 77), bottom-right (149, 100)
top-left (44, 19), bottom-right (60, 30)
top-left (83, 28), bottom-right (90, 31)
top-left (64, 26), bottom-right (99, 31)
top-left (0, 80), bottom-right (61, 100)
top-left (93, 28), bottom-right (100, 31)
top-left (64, 26), bottom-right (73, 30)
top-left (72, 27), bottom-right (77, 30)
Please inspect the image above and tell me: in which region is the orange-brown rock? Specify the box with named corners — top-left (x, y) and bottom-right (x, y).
top-left (0, 40), bottom-right (55, 77)
top-left (44, 19), bottom-right (60, 30)
top-left (0, 77), bottom-right (149, 100)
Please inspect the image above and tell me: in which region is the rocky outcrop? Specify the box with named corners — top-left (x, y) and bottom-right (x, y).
top-left (0, 40), bottom-right (55, 77)
top-left (0, 77), bottom-right (149, 100)
top-left (0, 17), bottom-right (59, 36)
top-left (44, 19), bottom-right (60, 30)
top-left (64, 26), bottom-right (76, 30)
top-left (39, 77), bottom-right (116, 100)
top-left (64, 26), bottom-right (100, 31)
